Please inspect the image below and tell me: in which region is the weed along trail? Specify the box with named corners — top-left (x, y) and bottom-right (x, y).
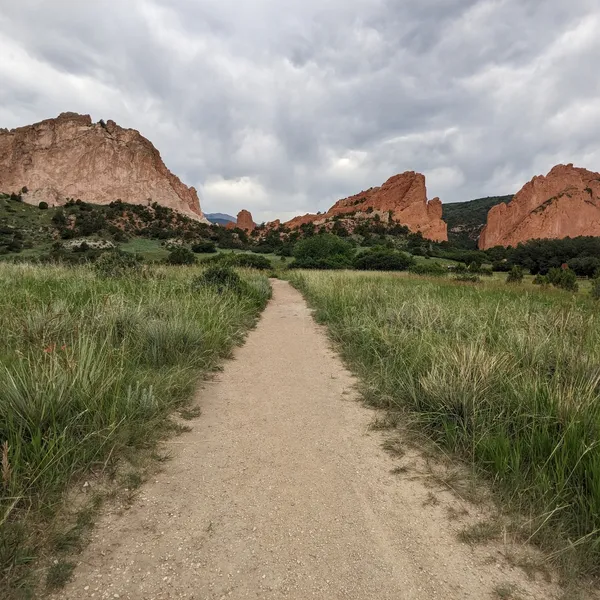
top-left (55, 280), bottom-right (560, 600)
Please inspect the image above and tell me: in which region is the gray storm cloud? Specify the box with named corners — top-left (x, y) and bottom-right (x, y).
top-left (1, 0), bottom-right (599, 222)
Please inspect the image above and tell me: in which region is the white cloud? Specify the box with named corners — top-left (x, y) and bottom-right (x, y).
top-left (1, 0), bottom-right (599, 222)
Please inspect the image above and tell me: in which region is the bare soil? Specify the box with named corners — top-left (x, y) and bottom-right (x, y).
top-left (54, 280), bottom-right (562, 599)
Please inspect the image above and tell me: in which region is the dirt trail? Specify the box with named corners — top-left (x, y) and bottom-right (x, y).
top-left (56, 280), bottom-right (560, 599)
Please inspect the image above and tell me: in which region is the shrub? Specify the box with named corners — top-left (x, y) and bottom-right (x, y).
top-left (199, 252), bottom-right (272, 271)
top-left (166, 247), bottom-right (197, 265)
top-left (592, 278), bottom-right (600, 300)
top-left (38, 201), bottom-right (49, 210)
top-left (567, 256), bottom-right (600, 278)
top-left (354, 247), bottom-right (415, 271)
top-left (454, 274), bottom-right (481, 283)
top-left (191, 241), bottom-right (217, 254)
top-left (547, 267), bottom-right (579, 292)
top-left (192, 265), bottom-right (244, 295)
top-left (492, 260), bottom-right (511, 272)
top-left (506, 265), bottom-right (524, 284)
top-left (289, 255), bottom-right (353, 270)
top-left (292, 233), bottom-right (354, 270)
top-left (409, 262), bottom-right (448, 277)
top-left (228, 254), bottom-right (271, 270)
top-left (532, 274), bottom-right (550, 286)
top-left (52, 209), bottom-right (67, 226)
top-left (94, 250), bottom-right (143, 278)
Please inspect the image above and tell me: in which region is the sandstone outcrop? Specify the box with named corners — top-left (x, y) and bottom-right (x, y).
top-left (479, 164), bottom-right (600, 249)
top-left (226, 209), bottom-right (256, 232)
top-left (279, 172), bottom-right (447, 242)
top-left (0, 112), bottom-right (208, 222)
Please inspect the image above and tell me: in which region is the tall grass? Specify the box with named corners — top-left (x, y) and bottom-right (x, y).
top-left (289, 270), bottom-right (600, 575)
top-left (0, 262), bottom-right (270, 595)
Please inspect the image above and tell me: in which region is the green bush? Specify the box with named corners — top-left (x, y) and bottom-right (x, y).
top-left (354, 247), bottom-right (414, 271)
top-left (492, 260), bottom-right (511, 272)
top-left (532, 274), bottom-right (550, 286)
top-left (192, 265), bottom-right (244, 294)
top-left (228, 254), bottom-right (271, 270)
top-left (568, 256), bottom-right (600, 278)
top-left (294, 233), bottom-right (354, 261)
top-left (506, 265), bottom-right (524, 284)
top-left (166, 247), bottom-right (197, 265)
top-left (94, 250), bottom-right (143, 278)
top-left (591, 278), bottom-right (600, 300)
top-left (409, 262), bottom-right (448, 277)
top-left (38, 201), bottom-right (49, 210)
top-left (191, 241), bottom-right (217, 254)
top-left (289, 255), bottom-right (353, 270)
top-left (202, 253), bottom-right (272, 270)
top-left (454, 274), bottom-right (481, 283)
top-left (547, 267), bottom-right (579, 292)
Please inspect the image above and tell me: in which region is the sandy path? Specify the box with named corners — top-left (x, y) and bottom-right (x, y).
top-left (56, 280), bottom-right (560, 599)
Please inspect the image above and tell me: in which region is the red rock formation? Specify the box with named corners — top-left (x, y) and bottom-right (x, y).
top-left (226, 209), bottom-right (256, 232)
top-left (479, 164), bottom-right (600, 249)
top-left (278, 172), bottom-right (447, 242)
top-left (0, 112), bottom-right (208, 222)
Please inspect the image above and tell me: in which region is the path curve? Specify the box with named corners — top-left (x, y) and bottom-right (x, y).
top-left (56, 280), bottom-right (559, 599)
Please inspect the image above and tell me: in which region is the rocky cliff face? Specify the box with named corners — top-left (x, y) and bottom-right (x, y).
top-left (281, 172), bottom-right (447, 242)
top-left (0, 112), bottom-right (208, 222)
top-left (226, 209), bottom-right (256, 232)
top-left (479, 164), bottom-right (600, 249)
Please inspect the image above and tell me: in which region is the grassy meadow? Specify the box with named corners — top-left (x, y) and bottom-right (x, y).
top-left (288, 270), bottom-right (600, 575)
top-left (0, 262), bottom-right (271, 596)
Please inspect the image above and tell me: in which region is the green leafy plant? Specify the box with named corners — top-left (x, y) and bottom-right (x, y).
top-left (191, 241), bottom-right (217, 254)
top-left (353, 247), bottom-right (414, 271)
top-left (290, 233), bottom-right (354, 269)
top-left (94, 250), bottom-right (143, 278)
top-left (166, 247), bottom-right (197, 265)
top-left (192, 265), bottom-right (244, 294)
top-left (506, 265), bottom-right (524, 284)
top-left (532, 274), bottom-right (549, 286)
top-left (547, 267), bottom-right (579, 292)
top-left (409, 262), bottom-right (448, 277)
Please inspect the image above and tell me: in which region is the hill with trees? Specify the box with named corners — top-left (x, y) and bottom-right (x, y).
top-left (442, 195), bottom-right (513, 249)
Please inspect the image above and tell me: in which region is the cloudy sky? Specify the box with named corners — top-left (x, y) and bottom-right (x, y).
top-left (1, 1), bottom-right (599, 222)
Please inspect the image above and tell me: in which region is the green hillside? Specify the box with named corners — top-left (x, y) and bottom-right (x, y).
top-left (443, 195), bottom-right (513, 249)
top-left (0, 193), bottom-right (242, 262)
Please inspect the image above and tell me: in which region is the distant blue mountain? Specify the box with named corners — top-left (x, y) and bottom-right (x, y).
top-left (205, 212), bottom-right (236, 226)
